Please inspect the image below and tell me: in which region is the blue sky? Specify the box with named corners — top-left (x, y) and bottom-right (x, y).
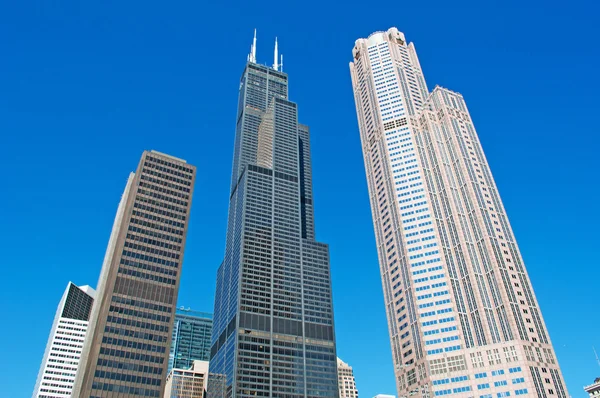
top-left (1, 0), bottom-right (598, 397)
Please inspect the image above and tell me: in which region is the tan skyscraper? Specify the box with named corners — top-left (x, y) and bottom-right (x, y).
top-left (350, 28), bottom-right (568, 398)
top-left (73, 150), bottom-right (196, 398)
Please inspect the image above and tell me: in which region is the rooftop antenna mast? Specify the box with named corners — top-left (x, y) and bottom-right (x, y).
top-left (273, 37), bottom-right (279, 71)
top-left (248, 29), bottom-right (257, 63)
top-left (594, 346), bottom-right (600, 368)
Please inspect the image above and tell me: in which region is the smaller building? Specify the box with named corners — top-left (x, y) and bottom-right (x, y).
top-left (169, 307), bottom-right (213, 372)
top-left (585, 378), bottom-right (600, 398)
top-left (164, 360), bottom-right (209, 398)
top-left (372, 395), bottom-right (395, 398)
top-left (32, 282), bottom-right (95, 398)
top-left (338, 357), bottom-right (359, 398)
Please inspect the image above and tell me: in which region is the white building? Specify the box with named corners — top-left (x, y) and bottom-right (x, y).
top-left (338, 357), bottom-right (359, 398)
top-left (585, 378), bottom-right (600, 398)
top-left (32, 282), bottom-right (95, 398)
top-left (373, 395), bottom-right (395, 398)
top-left (350, 27), bottom-right (568, 398)
top-left (164, 360), bottom-right (209, 398)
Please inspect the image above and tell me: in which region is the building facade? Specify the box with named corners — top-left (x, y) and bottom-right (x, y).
top-left (32, 282), bottom-right (95, 398)
top-left (169, 308), bottom-right (213, 372)
top-left (350, 27), bottom-right (568, 398)
top-left (338, 357), bottom-right (359, 398)
top-left (208, 40), bottom-right (338, 398)
top-left (164, 360), bottom-right (209, 398)
top-left (73, 150), bottom-right (196, 398)
top-left (585, 378), bottom-right (600, 398)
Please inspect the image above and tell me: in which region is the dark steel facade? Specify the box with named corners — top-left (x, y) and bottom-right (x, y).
top-left (208, 63), bottom-right (338, 398)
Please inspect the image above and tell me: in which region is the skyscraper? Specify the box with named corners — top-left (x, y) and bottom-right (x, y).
top-left (73, 150), bottom-right (196, 398)
top-left (350, 28), bottom-right (568, 398)
top-left (208, 34), bottom-right (338, 398)
top-left (32, 282), bottom-right (95, 398)
top-left (338, 357), bottom-right (359, 398)
top-left (169, 308), bottom-right (213, 372)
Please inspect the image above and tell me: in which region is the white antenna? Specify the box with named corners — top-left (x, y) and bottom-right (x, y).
top-left (594, 346), bottom-right (600, 368)
top-left (273, 37), bottom-right (279, 71)
top-left (280, 54), bottom-right (283, 72)
top-left (248, 29), bottom-right (257, 63)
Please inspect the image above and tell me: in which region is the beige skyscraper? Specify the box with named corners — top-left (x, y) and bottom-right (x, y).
top-left (350, 28), bottom-right (568, 398)
top-left (73, 150), bottom-right (196, 398)
top-left (338, 357), bottom-right (359, 398)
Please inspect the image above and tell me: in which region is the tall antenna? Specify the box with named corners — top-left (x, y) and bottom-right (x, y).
top-left (280, 54), bottom-right (283, 72)
top-left (273, 37), bottom-right (279, 71)
top-left (248, 29), bottom-right (257, 63)
top-left (594, 346), bottom-right (600, 368)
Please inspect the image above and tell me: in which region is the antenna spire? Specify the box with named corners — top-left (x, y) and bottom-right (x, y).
top-left (248, 29), bottom-right (257, 63)
top-left (594, 346), bottom-right (600, 368)
top-left (280, 54), bottom-right (283, 72)
top-left (273, 37), bottom-right (279, 71)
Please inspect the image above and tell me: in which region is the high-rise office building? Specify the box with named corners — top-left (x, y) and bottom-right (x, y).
top-left (338, 357), bottom-right (359, 398)
top-left (169, 308), bottom-right (213, 372)
top-left (164, 360), bottom-right (209, 398)
top-left (73, 150), bottom-right (196, 398)
top-left (32, 282), bottom-right (95, 398)
top-left (350, 27), bottom-right (568, 398)
top-left (208, 35), bottom-right (338, 398)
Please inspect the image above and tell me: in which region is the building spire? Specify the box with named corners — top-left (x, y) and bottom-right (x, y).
top-left (280, 54), bottom-right (283, 72)
top-left (248, 29), bottom-right (257, 63)
top-left (273, 37), bottom-right (279, 71)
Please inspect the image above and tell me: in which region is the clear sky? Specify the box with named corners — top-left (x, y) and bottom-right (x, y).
top-left (1, 1), bottom-right (598, 397)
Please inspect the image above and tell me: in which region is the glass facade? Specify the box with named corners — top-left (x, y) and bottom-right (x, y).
top-left (169, 308), bottom-right (213, 372)
top-left (208, 62), bottom-right (338, 398)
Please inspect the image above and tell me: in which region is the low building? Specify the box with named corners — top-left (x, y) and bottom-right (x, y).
top-left (585, 378), bottom-right (600, 398)
top-left (164, 360), bottom-right (209, 398)
top-left (338, 357), bottom-right (359, 398)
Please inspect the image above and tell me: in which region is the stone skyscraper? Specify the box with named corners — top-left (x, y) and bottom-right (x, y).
top-left (350, 28), bottom-right (567, 398)
top-left (73, 150), bottom-right (196, 398)
top-left (32, 282), bottom-right (95, 398)
top-left (208, 35), bottom-right (338, 398)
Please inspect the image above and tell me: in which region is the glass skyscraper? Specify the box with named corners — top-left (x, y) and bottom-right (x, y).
top-left (350, 28), bottom-right (568, 398)
top-left (73, 150), bottom-right (196, 398)
top-left (169, 308), bottom-right (213, 372)
top-left (208, 41), bottom-right (338, 398)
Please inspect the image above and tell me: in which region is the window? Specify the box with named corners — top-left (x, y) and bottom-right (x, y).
top-left (509, 367), bottom-right (522, 373)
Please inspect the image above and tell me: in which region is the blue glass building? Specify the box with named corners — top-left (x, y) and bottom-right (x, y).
top-left (208, 48), bottom-right (338, 398)
top-left (168, 308), bottom-right (213, 372)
